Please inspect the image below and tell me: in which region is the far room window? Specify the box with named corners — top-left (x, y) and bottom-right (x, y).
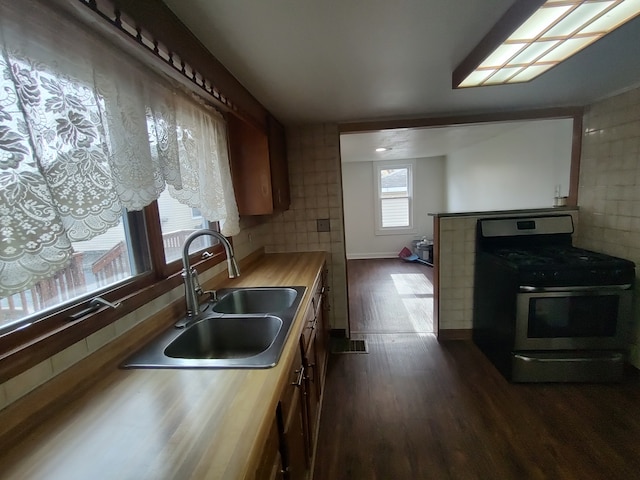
top-left (374, 161), bottom-right (415, 235)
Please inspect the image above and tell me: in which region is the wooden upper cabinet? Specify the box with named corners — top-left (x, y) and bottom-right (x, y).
top-left (267, 115), bottom-right (291, 212)
top-left (227, 114), bottom-right (273, 215)
top-left (227, 113), bottom-right (290, 216)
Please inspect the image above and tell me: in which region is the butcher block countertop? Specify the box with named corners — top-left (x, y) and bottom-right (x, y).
top-left (0, 251), bottom-right (326, 480)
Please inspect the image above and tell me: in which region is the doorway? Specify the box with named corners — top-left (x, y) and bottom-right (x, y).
top-left (338, 115), bottom-right (577, 337)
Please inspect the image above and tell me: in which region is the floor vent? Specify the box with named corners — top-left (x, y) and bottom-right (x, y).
top-left (331, 338), bottom-right (368, 354)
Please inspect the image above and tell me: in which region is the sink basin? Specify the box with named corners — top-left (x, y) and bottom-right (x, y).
top-left (121, 286), bottom-right (306, 369)
top-left (165, 315), bottom-right (282, 359)
top-left (212, 287), bottom-right (298, 314)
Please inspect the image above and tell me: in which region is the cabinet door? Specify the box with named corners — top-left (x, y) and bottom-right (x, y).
top-left (303, 331), bottom-right (320, 455)
top-left (313, 274), bottom-right (329, 391)
top-left (254, 417), bottom-right (283, 480)
top-left (267, 115), bottom-right (290, 211)
top-left (227, 114), bottom-right (273, 215)
top-left (315, 304), bottom-right (328, 394)
top-left (281, 388), bottom-right (308, 480)
top-left (278, 347), bottom-right (308, 480)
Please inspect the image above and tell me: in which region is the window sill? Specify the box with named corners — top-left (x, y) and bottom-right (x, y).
top-left (374, 228), bottom-right (418, 236)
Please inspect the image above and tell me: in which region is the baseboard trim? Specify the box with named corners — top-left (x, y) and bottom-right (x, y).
top-left (346, 253), bottom-right (399, 260)
top-left (438, 328), bottom-right (472, 341)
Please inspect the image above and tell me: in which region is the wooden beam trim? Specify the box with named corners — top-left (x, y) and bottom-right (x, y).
top-left (108, 0), bottom-right (269, 129)
top-left (339, 107), bottom-right (584, 133)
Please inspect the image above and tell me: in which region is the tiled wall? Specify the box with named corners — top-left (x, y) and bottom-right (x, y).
top-left (265, 124), bottom-right (349, 331)
top-left (575, 85), bottom-right (640, 368)
top-left (438, 216), bottom-right (477, 331)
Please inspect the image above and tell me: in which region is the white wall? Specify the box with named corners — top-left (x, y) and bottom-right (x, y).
top-left (342, 156), bottom-right (446, 259)
top-left (445, 118), bottom-right (573, 212)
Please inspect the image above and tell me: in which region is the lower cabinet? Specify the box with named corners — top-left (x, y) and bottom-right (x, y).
top-left (256, 268), bottom-right (329, 480)
top-left (302, 331), bottom-right (319, 456)
top-left (254, 418), bottom-right (284, 480)
top-left (302, 269), bottom-right (328, 457)
top-left (278, 347), bottom-right (308, 480)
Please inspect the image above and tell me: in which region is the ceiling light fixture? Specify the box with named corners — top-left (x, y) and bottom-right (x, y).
top-left (375, 147), bottom-right (389, 152)
top-left (453, 0), bottom-right (640, 88)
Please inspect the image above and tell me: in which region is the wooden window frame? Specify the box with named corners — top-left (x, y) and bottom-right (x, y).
top-left (0, 196), bottom-right (227, 385)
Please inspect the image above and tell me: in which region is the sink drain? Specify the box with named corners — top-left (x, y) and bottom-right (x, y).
top-left (330, 338), bottom-right (368, 354)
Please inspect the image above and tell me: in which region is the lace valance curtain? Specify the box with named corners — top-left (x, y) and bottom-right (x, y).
top-left (0, 0), bottom-right (239, 297)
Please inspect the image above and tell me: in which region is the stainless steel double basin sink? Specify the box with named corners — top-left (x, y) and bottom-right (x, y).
top-left (122, 286), bottom-right (306, 369)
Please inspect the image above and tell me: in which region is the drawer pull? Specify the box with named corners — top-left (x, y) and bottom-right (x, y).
top-left (292, 366), bottom-right (305, 387)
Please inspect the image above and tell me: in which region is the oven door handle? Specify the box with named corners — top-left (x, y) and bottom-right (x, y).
top-left (519, 284), bottom-right (633, 293)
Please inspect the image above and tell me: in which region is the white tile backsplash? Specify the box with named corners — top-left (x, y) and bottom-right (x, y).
top-left (576, 85), bottom-right (640, 368)
top-left (264, 123), bottom-right (348, 331)
top-left (4, 359), bottom-right (54, 405)
top-left (50, 340), bottom-right (90, 376)
top-left (86, 322), bottom-right (117, 354)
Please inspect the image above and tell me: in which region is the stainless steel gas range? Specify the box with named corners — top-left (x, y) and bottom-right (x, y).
top-left (473, 215), bottom-right (635, 383)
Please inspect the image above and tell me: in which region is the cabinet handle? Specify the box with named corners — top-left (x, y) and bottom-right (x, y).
top-left (292, 366), bottom-right (305, 387)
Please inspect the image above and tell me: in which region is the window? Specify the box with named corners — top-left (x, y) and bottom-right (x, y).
top-left (0, 215), bottom-right (145, 332)
top-left (0, 0), bottom-right (238, 370)
top-left (156, 189), bottom-right (217, 264)
top-left (374, 161), bottom-right (415, 235)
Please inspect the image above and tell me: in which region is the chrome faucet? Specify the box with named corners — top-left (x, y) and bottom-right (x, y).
top-left (181, 229), bottom-right (240, 320)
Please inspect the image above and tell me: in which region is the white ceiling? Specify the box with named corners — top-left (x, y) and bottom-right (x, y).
top-left (162, 0), bottom-right (640, 126)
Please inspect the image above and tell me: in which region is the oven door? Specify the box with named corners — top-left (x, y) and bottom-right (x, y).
top-left (515, 285), bottom-right (632, 350)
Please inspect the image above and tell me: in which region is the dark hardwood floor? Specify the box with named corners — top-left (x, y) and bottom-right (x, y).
top-left (312, 259), bottom-right (640, 480)
top-left (347, 258), bottom-right (434, 334)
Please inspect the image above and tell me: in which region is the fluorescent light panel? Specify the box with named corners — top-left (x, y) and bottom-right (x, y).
top-left (456, 0), bottom-right (640, 88)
